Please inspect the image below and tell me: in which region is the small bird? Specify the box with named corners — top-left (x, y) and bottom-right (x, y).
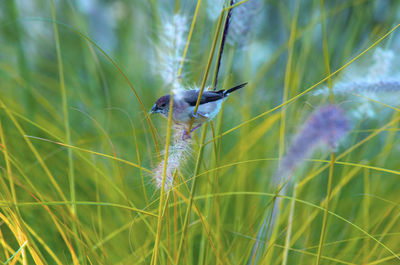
top-left (151, 82), bottom-right (247, 138)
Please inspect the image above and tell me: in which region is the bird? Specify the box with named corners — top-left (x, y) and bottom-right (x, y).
top-left (150, 82), bottom-right (247, 139)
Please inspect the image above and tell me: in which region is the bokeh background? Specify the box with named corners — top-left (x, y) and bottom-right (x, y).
top-left (1, 0), bottom-right (400, 264)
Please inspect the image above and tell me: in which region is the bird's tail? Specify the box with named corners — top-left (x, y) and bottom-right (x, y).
top-left (224, 82), bottom-right (248, 95)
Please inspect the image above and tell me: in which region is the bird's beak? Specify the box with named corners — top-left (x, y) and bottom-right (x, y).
top-left (150, 104), bottom-right (158, 114)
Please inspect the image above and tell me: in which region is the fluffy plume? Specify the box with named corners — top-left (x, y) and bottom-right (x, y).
top-left (275, 105), bottom-right (349, 184)
top-left (154, 14), bottom-right (188, 93)
top-left (153, 125), bottom-right (192, 191)
top-left (227, 0), bottom-right (262, 48)
top-left (367, 48), bottom-right (395, 80)
top-left (314, 80), bottom-right (400, 95)
top-left (312, 48), bottom-right (400, 118)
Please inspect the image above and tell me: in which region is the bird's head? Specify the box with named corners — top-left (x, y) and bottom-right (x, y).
top-left (150, 95), bottom-right (171, 116)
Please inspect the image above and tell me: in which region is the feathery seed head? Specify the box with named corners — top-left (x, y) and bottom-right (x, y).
top-left (153, 125), bottom-right (192, 191)
top-left (306, 105), bottom-right (350, 149)
top-left (312, 48), bottom-right (400, 119)
top-left (328, 80), bottom-right (400, 95)
top-left (367, 48), bottom-right (395, 80)
top-left (154, 14), bottom-right (188, 93)
top-left (275, 105), bottom-right (349, 184)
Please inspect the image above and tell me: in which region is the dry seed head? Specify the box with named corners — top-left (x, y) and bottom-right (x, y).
top-left (153, 125), bottom-right (192, 191)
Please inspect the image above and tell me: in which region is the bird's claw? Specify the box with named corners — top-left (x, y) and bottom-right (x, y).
top-left (190, 112), bottom-right (199, 119)
top-left (181, 124), bottom-right (202, 141)
top-left (182, 130), bottom-right (191, 141)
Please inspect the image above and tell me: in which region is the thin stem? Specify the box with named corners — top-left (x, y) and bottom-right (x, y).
top-left (316, 153), bottom-right (335, 264)
top-left (279, 0), bottom-right (300, 159)
top-left (49, 2), bottom-right (81, 264)
top-left (177, 0), bottom-right (202, 78)
top-left (320, 0), bottom-right (334, 102)
top-left (175, 125), bottom-right (208, 264)
top-left (151, 95), bottom-right (175, 265)
top-left (213, 0), bottom-right (234, 90)
top-left (282, 184), bottom-right (297, 265)
top-left (49, 0), bottom-right (75, 216)
top-left (316, 1), bottom-right (335, 263)
top-left (0, 122), bottom-right (16, 206)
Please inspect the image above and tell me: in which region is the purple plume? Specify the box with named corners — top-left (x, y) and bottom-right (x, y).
top-left (275, 105), bottom-right (349, 184)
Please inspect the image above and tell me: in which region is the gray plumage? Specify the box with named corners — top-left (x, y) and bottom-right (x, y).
top-left (150, 82), bottom-right (247, 138)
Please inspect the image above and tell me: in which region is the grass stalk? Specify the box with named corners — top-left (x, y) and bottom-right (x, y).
top-left (3, 240), bottom-right (27, 265)
top-left (177, 0), bottom-right (202, 78)
top-left (175, 125), bottom-right (208, 264)
top-left (279, 0), bottom-right (300, 159)
top-left (151, 95), bottom-right (175, 265)
top-left (0, 121), bottom-right (16, 206)
top-left (316, 1), bottom-right (335, 262)
top-left (315, 153), bottom-right (335, 265)
top-left (49, 0), bottom-right (75, 213)
top-left (212, 0), bottom-right (233, 90)
top-left (282, 184), bottom-right (297, 265)
top-left (362, 168), bottom-right (371, 259)
top-left (49, 3), bottom-right (83, 262)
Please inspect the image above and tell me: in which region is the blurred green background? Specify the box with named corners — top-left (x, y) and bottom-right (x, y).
top-left (1, 0), bottom-right (400, 264)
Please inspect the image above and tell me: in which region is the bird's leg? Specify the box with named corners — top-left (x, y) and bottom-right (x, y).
top-left (191, 124), bottom-right (202, 133)
top-left (182, 130), bottom-right (191, 140)
top-left (190, 112), bottom-right (199, 119)
top-left (181, 124), bottom-right (202, 140)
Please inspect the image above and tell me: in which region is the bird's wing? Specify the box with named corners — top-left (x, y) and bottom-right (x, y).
top-left (183, 90), bottom-right (224, 106)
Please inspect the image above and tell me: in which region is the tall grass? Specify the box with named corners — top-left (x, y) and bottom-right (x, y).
top-left (1, 0), bottom-right (400, 264)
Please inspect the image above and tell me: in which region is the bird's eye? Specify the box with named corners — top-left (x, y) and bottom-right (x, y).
top-left (161, 103), bottom-right (166, 107)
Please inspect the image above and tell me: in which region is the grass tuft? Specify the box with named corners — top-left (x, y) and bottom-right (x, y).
top-left (1, 1), bottom-right (400, 264)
